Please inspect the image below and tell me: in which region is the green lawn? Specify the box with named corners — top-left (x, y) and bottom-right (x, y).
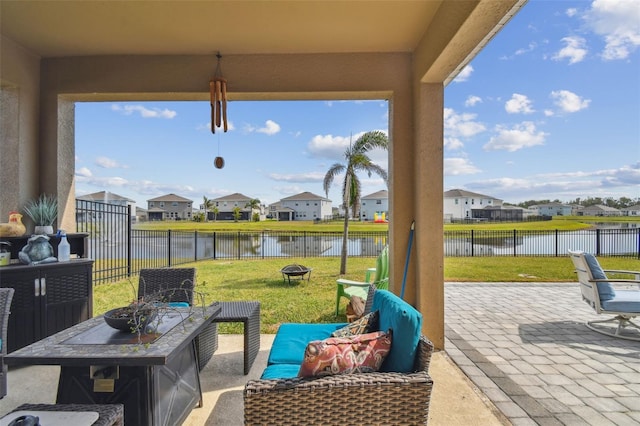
top-left (94, 255), bottom-right (640, 333)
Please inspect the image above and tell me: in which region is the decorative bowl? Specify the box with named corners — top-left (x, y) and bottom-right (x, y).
top-left (104, 306), bottom-right (157, 332)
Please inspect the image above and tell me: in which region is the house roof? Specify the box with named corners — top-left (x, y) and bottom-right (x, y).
top-left (281, 192), bottom-right (330, 202)
top-left (147, 193), bottom-right (192, 203)
top-left (622, 204), bottom-right (640, 211)
top-left (213, 193), bottom-right (253, 202)
top-left (530, 202), bottom-right (570, 208)
top-left (444, 189), bottom-right (501, 201)
top-left (77, 191), bottom-right (134, 203)
top-left (362, 190), bottom-right (389, 200)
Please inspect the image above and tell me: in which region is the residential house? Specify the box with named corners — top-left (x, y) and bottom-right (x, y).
top-left (212, 193), bottom-right (257, 221)
top-left (579, 205), bottom-right (622, 217)
top-left (443, 189), bottom-right (502, 221)
top-left (147, 194), bottom-right (193, 221)
top-left (529, 203), bottom-right (573, 216)
top-left (76, 191), bottom-right (136, 222)
top-left (621, 205), bottom-right (640, 217)
top-left (278, 192), bottom-right (332, 221)
top-left (472, 205), bottom-right (523, 221)
top-left (360, 190), bottom-right (389, 222)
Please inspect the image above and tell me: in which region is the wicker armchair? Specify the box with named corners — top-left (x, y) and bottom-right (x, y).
top-left (245, 285), bottom-right (433, 425)
top-left (0, 287), bottom-right (15, 399)
top-left (244, 334), bottom-right (434, 425)
top-left (138, 268), bottom-right (218, 371)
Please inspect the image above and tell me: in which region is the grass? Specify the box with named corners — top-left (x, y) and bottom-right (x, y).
top-left (94, 255), bottom-right (640, 333)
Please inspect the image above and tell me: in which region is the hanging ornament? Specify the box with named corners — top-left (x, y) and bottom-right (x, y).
top-left (209, 52), bottom-right (228, 133)
top-left (214, 156), bottom-right (225, 169)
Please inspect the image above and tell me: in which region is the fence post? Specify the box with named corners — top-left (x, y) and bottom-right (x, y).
top-left (555, 229), bottom-right (558, 257)
top-left (168, 229), bottom-right (172, 267)
top-left (596, 228), bottom-right (601, 256)
top-left (213, 232), bottom-right (217, 260)
top-left (304, 231), bottom-right (307, 258)
top-left (261, 231), bottom-right (265, 259)
top-left (237, 231), bottom-right (241, 260)
top-left (127, 204), bottom-right (132, 277)
top-left (194, 231), bottom-right (198, 262)
top-left (513, 229), bottom-right (517, 257)
top-left (471, 230), bottom-right (474, 257)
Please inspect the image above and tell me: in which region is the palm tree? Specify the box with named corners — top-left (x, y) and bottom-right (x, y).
top-left (212, 206), bottom-right (219, 222)
top-left (323, 130), bottom-right (388, 274)
top-left (202, 196), bottom-right (213, 222)
top-left (245, 198), bottom-right (261, 222)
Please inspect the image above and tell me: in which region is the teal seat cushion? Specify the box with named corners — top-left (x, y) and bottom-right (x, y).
top-left (601, 290), bottom-right (640, 313)
top-left (267, 323), bottom-right (347, 365)
top-left (584, 252), bottom-right (615, 301)
top-left (371, 290), bottom-right (422, 373)
top-left (261, 363), bottom-right (301, 380)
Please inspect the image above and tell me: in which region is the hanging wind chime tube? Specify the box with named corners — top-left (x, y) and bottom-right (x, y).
top-left (210, 52), bottom-right (228, 133)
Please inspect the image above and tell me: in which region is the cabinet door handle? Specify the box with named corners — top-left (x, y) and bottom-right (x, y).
top-left (34, 278), bottom-right (40, 296)
top-left (40, 277), bottom-right (46, 296)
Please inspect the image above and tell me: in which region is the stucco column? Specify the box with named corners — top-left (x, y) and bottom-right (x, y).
top-left (414, 83), bottom-right (444, 349)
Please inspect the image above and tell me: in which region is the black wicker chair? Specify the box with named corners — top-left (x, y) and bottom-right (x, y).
top-left (138, 268), bottom-right (218, 371)
top-left (0, 287), bottom-right (15, 399)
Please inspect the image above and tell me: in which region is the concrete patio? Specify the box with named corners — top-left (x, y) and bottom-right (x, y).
top-left (1, 282), bottom-right (638, 425)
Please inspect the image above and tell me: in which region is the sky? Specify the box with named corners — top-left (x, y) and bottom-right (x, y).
top-left (74, 0), bottom-right (640, 209)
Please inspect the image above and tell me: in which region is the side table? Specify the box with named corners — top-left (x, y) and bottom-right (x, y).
top-left (7, 403), bottom-right (124, 426)
top-left (213, 301), bottom-right (261, 375)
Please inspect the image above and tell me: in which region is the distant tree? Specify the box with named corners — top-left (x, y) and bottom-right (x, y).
top-left (232, 206), bottom-right (242, 222)
top-left (245, 198), bottom-right (261, 222)
top-left (212, 206), bottom-right (219, 221)
top-left (323, 130), bottom-right (388, 275)
top-left (202, 196), bottom-right (213, 221)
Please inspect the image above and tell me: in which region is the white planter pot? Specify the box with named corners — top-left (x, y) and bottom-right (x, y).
top-left (34, 225), bottom-right (54, 235)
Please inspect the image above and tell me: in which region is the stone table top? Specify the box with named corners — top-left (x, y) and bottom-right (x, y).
top-left (5, 303), bottom-right (221, 367)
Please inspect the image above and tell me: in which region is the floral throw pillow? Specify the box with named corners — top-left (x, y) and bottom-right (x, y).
top-left (331, 310), bottom-right (379, 337)
top-left (298, 329), bottom-right (392, 378)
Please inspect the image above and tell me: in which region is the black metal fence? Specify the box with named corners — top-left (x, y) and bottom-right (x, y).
top-left (76, 200), bottom-right (639, 284)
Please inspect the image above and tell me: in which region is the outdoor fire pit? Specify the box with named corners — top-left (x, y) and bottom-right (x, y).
top-left (280, 264), bottom-right (312, 285)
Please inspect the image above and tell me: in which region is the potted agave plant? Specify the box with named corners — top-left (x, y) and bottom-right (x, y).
top-left (23, 194), bottom-right (58, 235)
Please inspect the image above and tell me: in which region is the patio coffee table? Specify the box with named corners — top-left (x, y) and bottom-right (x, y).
top-left (5, 304), bottom-right (221, 426)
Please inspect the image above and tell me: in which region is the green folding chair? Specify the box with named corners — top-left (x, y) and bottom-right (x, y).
top-left (335, 245), bottom-right (389, 316)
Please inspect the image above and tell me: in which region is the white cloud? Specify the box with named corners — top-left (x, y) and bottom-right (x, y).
top-left (95, 157), bottom-right (124, 169)
top-left (515, 42), bottom-right (538, 56)
top-left (543, 109), bottom-right (555, 117)
top-left (257, 120), bottom-right (281, 135)
top-left (268, 172), bottom-right (325, 183)
top-left (444, 158), bottom-right (481, 176)
top-left (76, 167), bottom-right (92, 177)
top-left (584, 0), bottom-right (640, 60)
top-left (444, 108), bottom-right (486, 139)
top-left (465, 95), bottom-right (482, 107)
top-left (553, 36), bottom-right (588, 64)
top-left (550, 90), bottom-right (591, 113)
top-left (483, 122), bottom-right (548, 152)
top-left (453, 65), bottom-right (473, 83)
top-left (566, 8), bottom-right (578, 18)
top-left (444, 137), bottom-right (464, 150)
top-left (111, 104), bottom-right (177, 119)
top-left (505, 93), bottom-right (535, 114)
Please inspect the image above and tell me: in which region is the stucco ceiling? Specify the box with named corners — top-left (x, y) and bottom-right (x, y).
top-left (0, 1), bottom-right (443, 57)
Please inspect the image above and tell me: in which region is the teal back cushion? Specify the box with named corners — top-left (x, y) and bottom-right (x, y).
top-left (371, 290), bottom-right (422, 373)
top-left (583, 252), bottom-right (615, 301)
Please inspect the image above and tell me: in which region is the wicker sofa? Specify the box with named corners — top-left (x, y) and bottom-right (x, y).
top-left (244, 288), bottom-right (434, 425)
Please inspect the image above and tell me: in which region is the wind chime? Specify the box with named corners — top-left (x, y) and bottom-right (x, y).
top-left (210, 52), bottom-right (228, 168)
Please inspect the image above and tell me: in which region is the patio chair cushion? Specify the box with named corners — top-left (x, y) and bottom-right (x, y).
top-left (260, 363), bottom-right (302, 380)
top-left (297, 330), bottom-right (392, 377)
top-left (601, 289), bottom-right (640, 313)
top-left (331, 310), bottom-right (379, 337)
top-left (371, 290), bottom-right (422, 373)
top-left (267, 323), bottom-right (347, 365)
top-left (584, 252), bottom-right (615, 301)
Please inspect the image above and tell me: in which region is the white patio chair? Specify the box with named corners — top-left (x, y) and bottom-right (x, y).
top-left (568, 250), bottom-right (640, 341)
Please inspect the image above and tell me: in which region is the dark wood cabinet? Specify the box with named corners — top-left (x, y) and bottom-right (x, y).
top-left (0, 259), bottom-right (94, 353)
